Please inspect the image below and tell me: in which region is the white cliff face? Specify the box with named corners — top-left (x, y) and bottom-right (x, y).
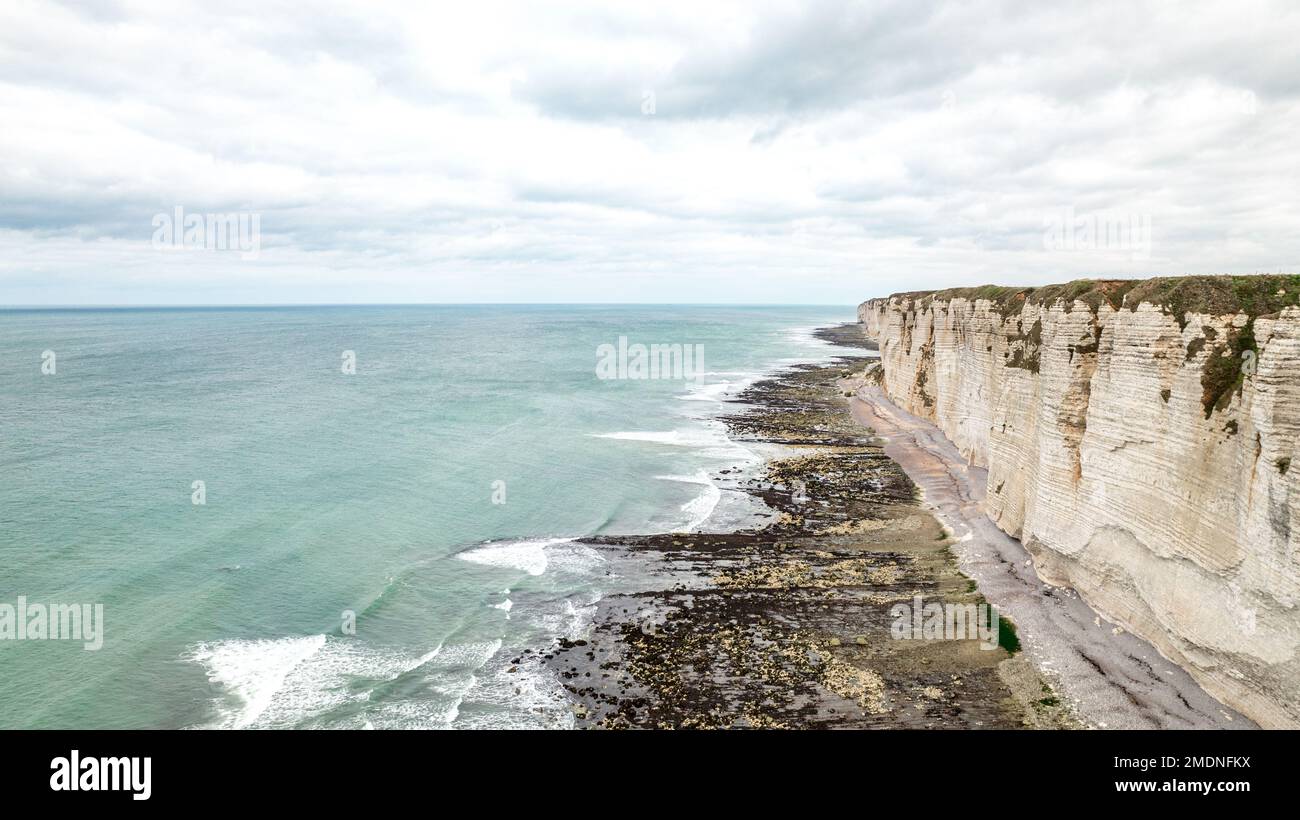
top-left (860, 293), bottom-right (1300, 728)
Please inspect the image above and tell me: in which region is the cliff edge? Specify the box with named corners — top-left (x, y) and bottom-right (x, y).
top-left (859, 275), bottom-right (1300, 728)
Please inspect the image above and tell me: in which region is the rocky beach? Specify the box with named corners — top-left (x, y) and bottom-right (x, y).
top-left (538, 325), bottom-right (1082, 728)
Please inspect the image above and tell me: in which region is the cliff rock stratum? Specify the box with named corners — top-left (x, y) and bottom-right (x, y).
top-left (859, 275), bottom-right (1300, 729)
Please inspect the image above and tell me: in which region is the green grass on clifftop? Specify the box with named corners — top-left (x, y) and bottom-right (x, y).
top-left (886, 274), bottom-right (1300, 420)
top-left (1124, 275), bottom-right (1300, 327)
top-left (892, 274), bottom-right (1300, 323)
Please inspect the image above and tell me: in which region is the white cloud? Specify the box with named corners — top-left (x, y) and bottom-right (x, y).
top-left (1, 0), bottom-right (1299, 304)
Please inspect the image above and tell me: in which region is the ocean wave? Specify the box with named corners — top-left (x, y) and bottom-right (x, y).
top-left (445, 592), bottom-right (601, 729)
top-left (455, 537), bottom-right (604, 579)
top-left (360, 696), bottom-right (464, 730)
top-left (591, 426), bottom-right (758, 462)
top-left (455, 537), bottom-right (573, 576)
top-left (448, 655), bottom-right (576, 730)
top-left (188, 635), bottom-right (326, 729)
top-left (530, 594), bottom-right (600, 643)
top-left (397, 638), bottom-right (503, 730)
top-left (677, 374), bottom-right (760, 404)
top-left (591, 430), bottom-right (704, 446)
top-left (783, 325), bottom-right (835, 346)
top-left (186, 573), bottom-right (607, 730)
top-left (656, 469), bottom-right (723, 532)
top-left (187, 634), bottom-right (458, 729)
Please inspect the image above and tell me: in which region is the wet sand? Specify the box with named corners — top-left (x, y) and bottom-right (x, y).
top-left (540, 325), bottom-right (1081, 729)
top-left (849, 346), bottom-right (1253, 729)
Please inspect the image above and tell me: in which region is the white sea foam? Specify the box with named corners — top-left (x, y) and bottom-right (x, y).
top-left (654, 471), bottom-right (712, 484)
top-left (544, 541), bottom-right (605, 576)
top-left (560, 598), bottom-right (598, 641)
top-left (527, 593), bottom-right (600, 643)
top-left (363, 697), bottom-right (463, 730)
top-left (784, 325), bottom-right (835, 347)
top-left (591, 430), bottom-right (702, 446)
top-left (592, 425), bottom-right (758, 462)
top-left (430, 639), bottom-right (502, 668)
top-left (678, 374), bottom-right (760, 404)
top-left (679, 382), bottom-right (733, 402)
top-left (656, 469), bottom-right (723, 532)
top-left (449, 656), bottom-right (576, 730)
top-left (409, 638), bottom-right (504, 729)
top-left (679, 484), bottom-right (722, 531)
top-left (188, 635), bottom-right (326, 729)
top-left (188, 634), bottom-right (455, 729)
top-left (776, 323), bottom-right (873, 365)
top-left (189, 628), bottom-right (566, 730)
top-left (456, 537), bottom-right (576, 576)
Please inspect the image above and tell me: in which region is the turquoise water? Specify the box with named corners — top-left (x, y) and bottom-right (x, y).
top-left (0, 305), bottom-right (858, 728)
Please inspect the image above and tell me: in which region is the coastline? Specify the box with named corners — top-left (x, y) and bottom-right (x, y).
top-left (537, 324), bottom-right (1081, 728)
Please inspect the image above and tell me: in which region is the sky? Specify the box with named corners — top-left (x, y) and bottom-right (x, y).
top-left (2, 0), bottom-right (1299, 305)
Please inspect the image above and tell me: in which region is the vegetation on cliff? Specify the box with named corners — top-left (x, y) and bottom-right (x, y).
top-left (886, 274), bottom-right (1300, 324)
top-left (876, 275), bottom-right (1298, 418)
top-left (1125, 275), bottom-right (1300, 325)
top-left (1198, 318), bottom-right (1256, 420)
top-left (893, 279), bottom-right (1137, 317)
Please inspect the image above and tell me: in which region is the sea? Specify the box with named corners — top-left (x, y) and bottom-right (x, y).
top-left (0, 304), bottom-right (865, 728)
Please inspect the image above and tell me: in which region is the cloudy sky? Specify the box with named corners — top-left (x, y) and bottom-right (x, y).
top-left (2, 0), bottom-right (1299, 305)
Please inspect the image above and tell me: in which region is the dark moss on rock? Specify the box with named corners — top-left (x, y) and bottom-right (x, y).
top-left (1200, 319), bottom-right (1257, 419)
top-left (1006, 318), bottom-right (1043, 373)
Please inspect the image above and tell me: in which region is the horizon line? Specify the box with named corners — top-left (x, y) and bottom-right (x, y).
top-left (0, 301), bottom-right (863, 310)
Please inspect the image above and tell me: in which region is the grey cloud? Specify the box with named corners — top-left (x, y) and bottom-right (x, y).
top-left (514, 0), bottom-right (1300, 124)
top-left (513, 1), bottom-right (971, 121)
top-left (2, 0), bottom-right (1300, 304)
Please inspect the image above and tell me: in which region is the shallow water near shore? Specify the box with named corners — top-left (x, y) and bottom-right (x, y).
top-left (0, 304), bottom-right (863, 729)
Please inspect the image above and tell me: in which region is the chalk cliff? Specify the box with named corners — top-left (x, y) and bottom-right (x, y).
top-left (859, 276), bottom-right (1300, 728)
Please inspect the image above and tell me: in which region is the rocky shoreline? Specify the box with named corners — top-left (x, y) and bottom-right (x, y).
top-left (540, 325), bottom-right (1078, 729)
